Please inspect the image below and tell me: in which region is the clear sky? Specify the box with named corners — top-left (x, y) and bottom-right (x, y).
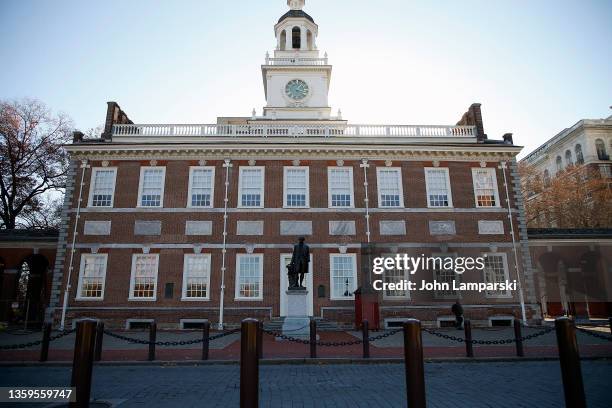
top-left (1, 0), bottom-right (610, 158)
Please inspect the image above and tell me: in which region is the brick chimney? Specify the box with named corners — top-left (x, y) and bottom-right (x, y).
top-left (456, 103), bottom-right (487, 143)
top-left (102, 101), bottom-right (133, 141)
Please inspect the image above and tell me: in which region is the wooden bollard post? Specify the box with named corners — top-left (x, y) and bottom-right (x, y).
top-left (240, 318), bottom-right (259, 408)
top-left (555, 317), bottom-right (586, 408)
top-left (202, 321), bottom-right (210, 361)
top-left (71, 319), bottom-right (97, 408)
top-left (94, 321), bottom-right (104, 362)
top-left (39, 322), bottom-right (52, 362)
top-left (362, 320), bottom-right (370, 358)
top-left (403, 319), bottom-right (426, 408)
top-left (513, 319), bottom-right (524, 357)
top-left (257, 320), bottom-right (263, 360)
top-left (148, 322), bottom-right (156, 361)
top-left (309, 319), bottom-right (317, 358)
top-left (464, 319), bottom-right (474, 358)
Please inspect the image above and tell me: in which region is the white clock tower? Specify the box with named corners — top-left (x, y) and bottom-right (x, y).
top-left (261, 0), bottom-right (334, 120)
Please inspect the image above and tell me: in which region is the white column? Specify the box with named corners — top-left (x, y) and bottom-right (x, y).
top-left (285, 28), bottom-right (292, 50)
top-left (300, 26), bottom-right (307, 50)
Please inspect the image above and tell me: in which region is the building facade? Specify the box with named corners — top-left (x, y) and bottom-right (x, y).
top-left (48, 0), bottom-right (539, 329)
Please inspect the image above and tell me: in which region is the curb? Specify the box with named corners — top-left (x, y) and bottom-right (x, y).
top-left (0, 356), bottom-right (610, 367)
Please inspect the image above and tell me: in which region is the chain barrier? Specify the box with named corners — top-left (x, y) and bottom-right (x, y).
top-left (103, 328), bottom-right (240, 347)
top-left (262, 328), bottom-right (402, 346)
top-left (422, 326), bottom-right (555, 345)
top-left (0, 328), bottom-right (76, 350)
top-left (576, 327), bottom-right (612, 342)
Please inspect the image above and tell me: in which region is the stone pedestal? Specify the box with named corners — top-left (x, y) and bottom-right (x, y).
top-left (281, 289), bottom-right (310, 339)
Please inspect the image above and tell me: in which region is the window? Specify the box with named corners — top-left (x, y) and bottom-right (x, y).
top-left (431, 254), bottom-right (459, 299)
top-left (235, 254), bottom-right (263, 300)
top-left (472, 168), bottom-right (500, 207)
top-left (424, 168), bottom-right (452, 207)
top-left (182, 254), bottom-right (211, 300)
top-left (188, 167), bottom-right (215, 208)
top-left (76, 254), bottom-right (107, 300)
top-left (381, 254), bottom-right (409, 299)
top-left (575, 144), bottom-right (584, 164)
top-left (138, 167), bottom-right (165, 207)
top-left (129, 254), bottom-right (159, 300)
top-left (88, 168), bottom-right (117, 207)
top-left (328, 167), bottom-right (354, 208)
top-left (292, 26), bottom-right (301, 49)
top-left (284, 167), bottom-right (309, 208)
top-left (595, 139), bottom-right (608, 160)
top-left (483, 253), bottom-right (510, 297)
top-left (329, 254), bottom-right (357, 300)
top-left (565, 150), bottom-right (573, 166)
top-left (555, 156), bottom-right (563, 172)
top-left (239, 167), bottom-right (264, 208)
top-left (543, 170), bottom-right (550, 187)
top-left (377, 168), bottom-right (404, 208)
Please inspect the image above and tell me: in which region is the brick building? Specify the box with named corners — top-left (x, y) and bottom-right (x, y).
top-left (47, 0), bottom-right (539, 329)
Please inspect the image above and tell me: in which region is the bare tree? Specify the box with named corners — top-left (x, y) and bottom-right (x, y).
top-left (0, 99), bottom-right (73, 230)
top-left (520, 162), bottom-right (612, 228)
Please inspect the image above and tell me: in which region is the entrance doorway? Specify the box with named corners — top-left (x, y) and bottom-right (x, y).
top-left (279, 254), bottom-right (313, 316)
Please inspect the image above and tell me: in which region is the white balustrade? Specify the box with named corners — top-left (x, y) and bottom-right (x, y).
top-left (112, 124), bottom-right (476, 138)
top-left (265, 57), bottom-right (328, 66)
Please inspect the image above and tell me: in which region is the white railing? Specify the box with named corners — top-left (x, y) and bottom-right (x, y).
top-left (265, 57), bottom-right (328, 66)
top-left (112, 124), bottom-right (477, 138)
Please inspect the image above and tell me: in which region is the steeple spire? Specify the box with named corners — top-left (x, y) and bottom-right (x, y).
top-left (288, 0), bottom-right (305, 10)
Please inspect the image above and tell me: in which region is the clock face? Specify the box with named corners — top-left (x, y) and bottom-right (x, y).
top-left (285, 79), bottom-right (309, 100)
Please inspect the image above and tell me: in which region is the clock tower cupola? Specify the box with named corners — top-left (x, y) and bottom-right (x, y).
top-left (261, 0), bottom-right (333, 120)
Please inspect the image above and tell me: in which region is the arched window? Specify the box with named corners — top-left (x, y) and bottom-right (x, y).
top-left (565, 150), bottom-right (572, 166)
top-left (595, 139), bottom-right (607, 160)
top-left (307, 30), bottom-right (313, 50)
top-left (575, 144), bottom-right (584, 164)
top-left (280, 30), bottom-right (287, 51)
top-left (292, 26), bottom-right (301, 49)
top-left (543, 169), bottom-right (550, 187)
top-left (556, 156), bottom-right (563, 172)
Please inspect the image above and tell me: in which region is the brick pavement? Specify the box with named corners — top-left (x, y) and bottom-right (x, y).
top-left (1, 361), bottom-right (611, 407)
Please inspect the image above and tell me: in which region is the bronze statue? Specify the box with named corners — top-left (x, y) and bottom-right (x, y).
top-left (287, 236), bottom-right (310, 289)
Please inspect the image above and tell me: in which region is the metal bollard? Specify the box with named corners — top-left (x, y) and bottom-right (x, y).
top-left (310, 319), bottom-right (317, 359)
top-left (464, 320), bottom-right (474, 358)
top-left (202, 321), bottom-right (210, 361)
top-left (39, 322), bottom-right (52, 362)
top-left (257, 320), bottom-right (263, 360)
top-left (71, 319), bottom-right (97, 408)
top-left (148, 322), bottom-right (156, 361)
top-left (609, 317), bottom-right (612, 334)
top-left (555, 317), bottom-right (586, 408)
top-left (94, 321), bottom-right (104, 362)
top-left (362, 320), bottom-right (370, 358)
top-left (240, 319), bottom-right (259, 408)
top-left (403, 319), bottom-right (426, 408)
top-left (513, 319), bottom-right (524, 357)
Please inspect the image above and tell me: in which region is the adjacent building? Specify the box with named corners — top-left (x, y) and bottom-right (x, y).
top-left (47, 0), bottom-right (539, 329)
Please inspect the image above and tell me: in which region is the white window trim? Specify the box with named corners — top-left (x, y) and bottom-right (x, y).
top-left (424, 167), bottom-right (453, 208)
top-left (87, 167), bottom-right (117, 208)
top-left (329, 253), bottom-right (358, 300)
top-left (327, 166), bottom-right (355, 208)
top-left (376, 167), bottom-right (404, 208)
top-left (482, 252), bottom-right (512, 299)
top-left (128, 253), bottom-right (159, 301)
top-left (187, 166), bottom-right (216, 208)
top-left (283, 166), bottom-right (310, 208)
top-left (234, 253), bottom-right (264, 301)
top-left (75, 253), bottom-right (108, 301)
top-left (137, 166), bottom-right (166, 208)
top-left (238, 166), bottom-right (265, 209)
top-left (471, 168), bottom-right (501, 208)
top-left (181, 253), bottom-right (211, 301)
top-left (431, 252), bottom-right (460, 300)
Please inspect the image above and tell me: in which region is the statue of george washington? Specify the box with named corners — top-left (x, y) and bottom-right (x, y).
top-left (287, 236), bottom-right (310, 289)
